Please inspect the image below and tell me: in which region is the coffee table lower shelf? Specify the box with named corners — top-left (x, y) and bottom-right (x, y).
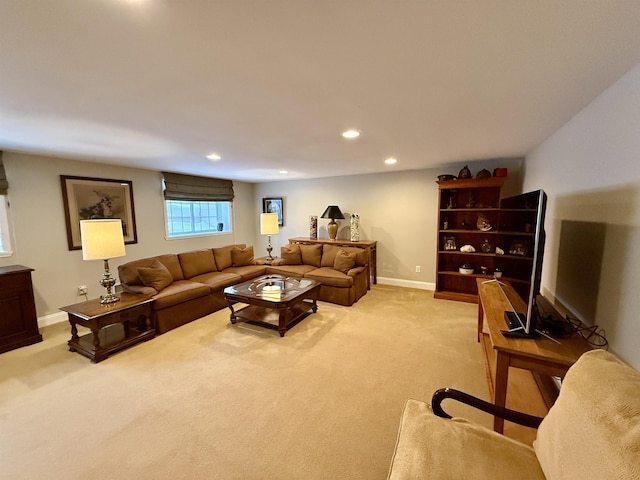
top-left (69, 323), bottom-right (155, 362)
top-left (229, 300), bottom-right (317, 337)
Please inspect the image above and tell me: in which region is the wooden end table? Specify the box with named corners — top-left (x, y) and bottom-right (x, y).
top-left (60, 293), bottom-right (155, 363)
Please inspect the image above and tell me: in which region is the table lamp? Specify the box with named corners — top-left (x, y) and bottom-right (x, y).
top-left (321, 205), bottom-right (345, 240)
top-left (80, 219), bottom-right (126, 304)
top-left (260, 213), bottom-right (279, 261)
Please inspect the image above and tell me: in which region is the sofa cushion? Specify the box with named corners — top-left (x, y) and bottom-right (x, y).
top-left (137, 259), bottom-right (173, 292)
top-left (224, 264), bottom-right (267, 281)
top-left (320, 244), bottom-right (342, 267)
top-left (231, 246), bottom-right (254, 267)
top-left (321, 244), bottom-right (367, 268)
top-left (266, 264), bottom-right (317, 278)
top-left (299, 244), bottom-right (322, 267)
top-left (304, 267), bottom-right (354, 288)
top-left (156, 253), bottom-right (185, 281)
top-left (178, 249), bottom-right (218, 279)
top-left (534, 349), bottom-right (640, 480)
top-left (151, 280), bottom-right (211, 310)
top-left (281, 244), bottom-right (302, 265)
top-left (213, 244), bottom-right (246, 271)
top-left (387, 399), bottom-right (545, 480)
top-left (334, 249), bottom-right (357, 274)
top-left (189, 271), bottom-right (242, 292)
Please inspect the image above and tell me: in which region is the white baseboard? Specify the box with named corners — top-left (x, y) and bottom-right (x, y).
top-left (38, 311), bottom-right (68, 328)
top-left (377, 277), bottom-right (435, 291)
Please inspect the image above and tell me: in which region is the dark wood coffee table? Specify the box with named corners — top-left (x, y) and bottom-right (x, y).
top-left (223, 275), bottom-right (320, 337)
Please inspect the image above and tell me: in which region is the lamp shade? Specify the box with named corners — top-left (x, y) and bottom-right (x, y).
top-left (260, 213), bottom-right (279, 235)
top-left (80, 219), bottom-right (126, 261)
top-left (321, 205), bottom-right (345, 220)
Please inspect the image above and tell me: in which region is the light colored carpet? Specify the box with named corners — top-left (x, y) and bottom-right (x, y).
top-left (0, 285), bottom-right (491, 479)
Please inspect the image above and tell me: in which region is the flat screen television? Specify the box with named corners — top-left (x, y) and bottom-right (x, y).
top-left (499, 189), bottom-right (547, 338)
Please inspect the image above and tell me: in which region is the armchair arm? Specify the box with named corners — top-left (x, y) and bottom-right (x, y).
top-left (431, 388), bottom-right (543, 429)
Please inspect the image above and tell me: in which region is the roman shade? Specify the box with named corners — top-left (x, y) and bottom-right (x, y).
top-left (0, 151), bottom-right (8, 195)
top-left (162, 172), bottom-right (234, 201)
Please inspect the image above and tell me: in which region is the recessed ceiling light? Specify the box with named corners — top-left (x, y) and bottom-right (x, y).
top-left (342, 129), bottom-right (361, 139)
top-left (279, 170), bottom-right (289, 175)
top-left (385, 157), bottom-right (397, 165)
top-left (206, 153), bottom-right (222, 161)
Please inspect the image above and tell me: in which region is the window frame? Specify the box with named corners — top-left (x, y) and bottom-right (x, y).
top-left (0, 194), bottom-right (15, 257)
top-left (163, 198), bottom-right (233, 240)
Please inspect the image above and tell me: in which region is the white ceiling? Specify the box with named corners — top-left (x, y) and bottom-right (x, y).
top-left (2, 1), bottom-right (640, 183)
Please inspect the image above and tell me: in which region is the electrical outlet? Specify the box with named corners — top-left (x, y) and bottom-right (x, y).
top-left (415, 266), bottom-right (421, 273)
top-left (78, 285), bottom-right (88, 295)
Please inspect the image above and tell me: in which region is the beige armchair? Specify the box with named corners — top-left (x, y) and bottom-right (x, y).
top-left (387, 349), bottom-right (640, 480)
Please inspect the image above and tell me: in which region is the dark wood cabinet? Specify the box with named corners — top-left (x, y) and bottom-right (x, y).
top-left (0, 265), bottom-right (42, 354)
top-left (435, 178), bottom-right (537, 303)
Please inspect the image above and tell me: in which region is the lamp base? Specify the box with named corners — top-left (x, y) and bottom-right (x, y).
top-left (100, 292), bottom-right (120, 304)
top-left (265, 235), bottom-right (274, 262)
top-left (99, 259), bottom-right (120, 304)
top-left (327, 220), bottom-right (338, 240)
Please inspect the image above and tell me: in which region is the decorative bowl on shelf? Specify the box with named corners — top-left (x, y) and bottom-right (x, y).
top-left (459, 265), bottom-right (474, 275)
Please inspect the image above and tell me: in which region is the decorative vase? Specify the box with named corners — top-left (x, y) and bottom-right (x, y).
top-left (309, 215), bottom-right (318, 239)
top-left (350, 213), bottom-right (360, 242)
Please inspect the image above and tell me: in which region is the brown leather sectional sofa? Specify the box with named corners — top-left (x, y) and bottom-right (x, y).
top-left (117, 243), bottom-right (369, 334)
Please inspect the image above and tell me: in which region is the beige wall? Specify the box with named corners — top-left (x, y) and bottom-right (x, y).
top-left (1, 151), bottom-right (523, 326)
top-left (253, 158), bottom-right (524, 287)
top-left (524, 63), bottom-right (640, 369)
top-left (1, 152), bottom-right (256, 320)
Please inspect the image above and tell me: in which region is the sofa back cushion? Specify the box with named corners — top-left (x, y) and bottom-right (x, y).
top-left (281, 244), bottom-right (302, 265)
top-left (213, 244), bottom-right (246, 271)
top-left (137, 259), bottom-right (173, 292)
top-left (179, 249), bottom-right (218, 279)
top-left (534, 349), bottom-right (640, 480)
top-left (156, 253), bottom-right (185, 281)
top-left (321, 244), bottom-right (341, 267)
top-left (299, 244), bottom-right (322, 267)
top-left (231, 246), bottom-right (254, 267)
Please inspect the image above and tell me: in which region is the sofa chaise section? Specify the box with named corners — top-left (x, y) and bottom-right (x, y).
top-left (267, 243), bottom-right (369, 306)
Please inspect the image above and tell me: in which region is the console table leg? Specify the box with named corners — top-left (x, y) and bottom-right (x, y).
top-left (493, 352), bottom-right (509, 433)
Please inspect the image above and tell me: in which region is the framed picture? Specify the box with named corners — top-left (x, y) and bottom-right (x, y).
top-left (262, 197), bottom-right (284, 226)
top-left (509, 239), bottom-right (528, 256)
top-left (61, 175), bottom-right (137, 250)
top-left (443, 235), bottom-right (457, 251)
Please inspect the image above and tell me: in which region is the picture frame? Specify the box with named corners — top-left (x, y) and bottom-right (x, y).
top-left (61, 175), bottom-right (137, 250)
top-left (262, 197), bottom-right (284, 227)
top-left (508, 239), bottom-right (528, 256)
top-left (443, 235), bottom-right (457, 251)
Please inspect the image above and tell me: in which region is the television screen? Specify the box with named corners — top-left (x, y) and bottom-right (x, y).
top-left (499, 189), bottom-right (547, 337)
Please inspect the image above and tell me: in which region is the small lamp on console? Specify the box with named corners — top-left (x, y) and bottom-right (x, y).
top-left (260, 213), bottom-right (279, 261)
top-left (80, 219), bottom-right (126, 304)
top-left (321, 205), bottom-right (345, 241)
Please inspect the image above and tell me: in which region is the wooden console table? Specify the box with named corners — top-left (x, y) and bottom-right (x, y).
top-left (476, 278), bottom-right (591, 433)
top-left (288, 237), bottom-right (377, 289)
top-left (61, 293), bottom-right (154, 363)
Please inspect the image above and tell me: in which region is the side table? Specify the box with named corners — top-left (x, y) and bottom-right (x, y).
top-left (60, 293), bottom-right (154, 363)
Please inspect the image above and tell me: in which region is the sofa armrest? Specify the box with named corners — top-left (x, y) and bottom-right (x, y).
top-left (432, 388), bottom-right (543, 429)
top-left (121, 283), bottom-right (158, 296)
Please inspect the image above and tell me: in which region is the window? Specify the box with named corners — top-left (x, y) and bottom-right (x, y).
top-left (0, 195), bottom-right (13, 256)
top-left (165, 199), bottom-right (232, 238)
top-left (162, 172), bottom-right (234, 238)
